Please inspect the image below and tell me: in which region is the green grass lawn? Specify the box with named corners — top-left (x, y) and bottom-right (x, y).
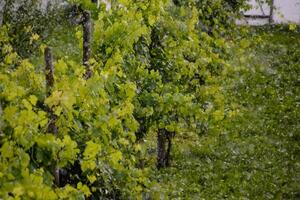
top-left (147, 28), bottom-right (300, 199)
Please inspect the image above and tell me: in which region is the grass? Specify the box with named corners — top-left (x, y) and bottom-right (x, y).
top-left (146, 28), bottom-right (300, 199)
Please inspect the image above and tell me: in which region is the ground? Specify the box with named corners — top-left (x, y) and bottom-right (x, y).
top-left (146, 27), bottom-right (300, 199)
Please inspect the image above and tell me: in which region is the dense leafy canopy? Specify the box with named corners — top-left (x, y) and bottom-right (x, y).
top-left (0, 0), bottom-right (299, 199)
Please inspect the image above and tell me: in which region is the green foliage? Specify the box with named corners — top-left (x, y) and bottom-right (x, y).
top-left (2, 0), bottom-right (297, 199)
top-left (0, 0), bottom-right (245, 198)
top-left (2, 0), bottom-right (70, 58)
top-left (91, 0), bottom-right (228, 143)
top-left (0, 25), bottom-right (148, 199)
top-left (147, 28), bottom-right (300, 199)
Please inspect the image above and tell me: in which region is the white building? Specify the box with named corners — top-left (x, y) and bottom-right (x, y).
top-left (241, 0), bottom-right (300, 25)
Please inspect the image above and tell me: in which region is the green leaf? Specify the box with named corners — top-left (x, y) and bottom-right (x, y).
top-left (1, 142), bottom-right (14, 158)
top-left (28, 95), bottom-right (38, 106)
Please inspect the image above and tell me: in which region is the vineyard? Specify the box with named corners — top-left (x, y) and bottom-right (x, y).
top-left (0, 0), bottom-right (299, 199)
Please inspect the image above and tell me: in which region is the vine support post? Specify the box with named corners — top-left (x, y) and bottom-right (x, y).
top-left (269, 0), bottom-right (274, 24)
top-left (0, 0), bottom-right (5, 26)
top-left (44, 46), bottom-right (60, 186)
top-left (45, 47), bottom-right (54, 97)
top-left (157, 129), bottom-right (167, 169)
top-left (157, 129), bottom-right (173, 169)
top-left (82, 10), bottom-right (92, 79)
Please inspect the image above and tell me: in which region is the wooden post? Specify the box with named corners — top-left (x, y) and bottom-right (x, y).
top-left (69, 8), bottom-right (93, 79)
top-left (157, 129), bottom-right (174, 169)
top-left (44, 47), bottom-right (60, 186)
top-left (45, 47), bottom-right (58, 135)
top-left (45, 47), bottom-right (54, 97)
top-left (269, 0), bottom-right (274, 24)
top-left (0, 0), bottom-right (5, 26)
top-left (157, 129), bottom-right (167, 169)
top-left (82, 10), bottom-right (92, 79)
top-left (165, 133), bottom-right (173, 167)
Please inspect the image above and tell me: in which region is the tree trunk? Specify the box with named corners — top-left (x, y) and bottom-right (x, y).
top-left (45, 47), bottom-right (58, 135)
top-left (157, 129), bottom-right (174, 169)
top-left (45, 47), bottom-right (54, 96)
top-left (44, 47), bottom-right (60, 186)
top-left (157, 129), bottom-right (167, 169)
top-left (0, 0), bottom-right (6, 26)
top-left (82, 10), bottom-right (92, 79)
top-left (269, 0), bottom-right (274, 24)
top-left (165, 133), bottom-right (173, 167)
